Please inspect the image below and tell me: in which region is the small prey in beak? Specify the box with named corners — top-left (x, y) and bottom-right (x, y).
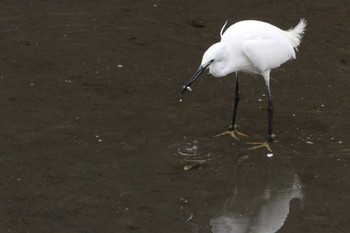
top-left (180, 65), bottom-right (208, 97)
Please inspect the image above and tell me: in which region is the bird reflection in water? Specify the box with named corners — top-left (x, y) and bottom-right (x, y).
top-left (210, 172), bottom-right (303, 233)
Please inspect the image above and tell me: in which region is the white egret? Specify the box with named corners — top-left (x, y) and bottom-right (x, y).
top-left (180, 19), bottom-right (306, 152)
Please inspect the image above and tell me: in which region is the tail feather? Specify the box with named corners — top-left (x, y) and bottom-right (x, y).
top-left (284, 18), bottom-right (307, 50)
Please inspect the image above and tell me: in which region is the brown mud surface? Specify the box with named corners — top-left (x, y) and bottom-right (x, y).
top-left (0, 1), bottom-right (349, 232)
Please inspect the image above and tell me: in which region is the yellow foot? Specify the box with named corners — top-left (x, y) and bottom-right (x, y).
top-left (214, 130), bottom-right (248, 141)
top-left (247, 142), bottom-right (273, 152)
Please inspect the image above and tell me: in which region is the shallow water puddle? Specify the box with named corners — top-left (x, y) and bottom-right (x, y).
top-left (177, 152), bottom-right (304, 233)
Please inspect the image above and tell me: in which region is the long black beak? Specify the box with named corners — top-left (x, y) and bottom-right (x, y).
top-left (180, 65), bottom-right (208, 96)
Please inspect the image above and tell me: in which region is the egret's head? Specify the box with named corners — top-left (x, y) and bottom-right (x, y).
top-left (180, 42), bottom-right (227, 96)
top-left (202, 42), bottom-right (228, 77)
top-left (201, 43), bottom-right (225, 68)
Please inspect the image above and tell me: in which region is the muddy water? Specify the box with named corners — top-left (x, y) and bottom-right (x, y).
top-left (0, 1), bottom-right (349, 233)
top-left (175, 141), bottom-right (304, 233)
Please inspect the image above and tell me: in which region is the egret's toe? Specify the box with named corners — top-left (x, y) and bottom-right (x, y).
top-left (215, 130), bottom-right (247, 141)
top-left (247, 142), bottom-right (273, 152)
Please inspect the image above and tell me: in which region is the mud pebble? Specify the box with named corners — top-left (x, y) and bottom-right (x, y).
top-left (183, 163), bottom-right (200, 171)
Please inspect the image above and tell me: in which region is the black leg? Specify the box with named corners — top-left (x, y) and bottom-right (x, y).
top-left (246, 74), bottom-right (274, 152)
top-left (265, 84), bottom-right (274, 143)
top-left (215, 73), bottom-right (246, 140)
top-left (229, 73), bottom-right (240, 131)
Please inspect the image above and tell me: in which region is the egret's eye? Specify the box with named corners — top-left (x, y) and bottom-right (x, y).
top-left (210, 59), bottom-right (214, 62)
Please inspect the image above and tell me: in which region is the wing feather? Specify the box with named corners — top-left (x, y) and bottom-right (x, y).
top-left (242, 38), bottom-right (295, 72)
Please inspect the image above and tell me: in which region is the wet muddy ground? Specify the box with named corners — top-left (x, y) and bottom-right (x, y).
top-left (0, 1), bottom-right (349, 232)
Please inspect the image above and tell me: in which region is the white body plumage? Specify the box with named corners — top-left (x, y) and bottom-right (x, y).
top-left (203, 19), bottom-right (306, 78)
